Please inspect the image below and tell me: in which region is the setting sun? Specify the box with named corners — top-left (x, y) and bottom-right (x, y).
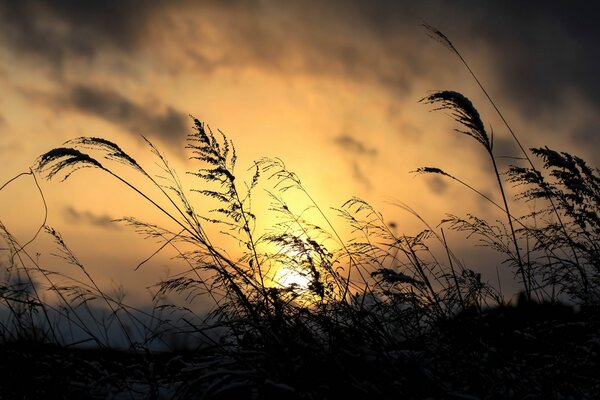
top-left (271, 266), bottom-right (312, 290)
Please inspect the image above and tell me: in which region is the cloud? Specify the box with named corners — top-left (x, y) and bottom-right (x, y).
top-left (334, 135), bottom-right (378, 188)
top-left (0, 0), bottom-right (165, 69)
top-left (460, 1), bottom-right (600, 113)
top-left (176, 2), bottom-right (421, 98)
top-left (0, 1), bottom-right (419, 99)
top-left (2, 1), bottom-right (598, 164)
top-left (63, 206), bottom-right (121, 230)
top-left (334, 135), bottom-right (378, 157)
top-left (424, 175), bottom-right (448, 196)
top-left (351, 161), bottom-right (372, 190)
top-left (57, 84), bottom-right (190, 149)
top-left (2, 1), bottom-right (598, 116)
top-left (181, 1), bottom-right (600, 116)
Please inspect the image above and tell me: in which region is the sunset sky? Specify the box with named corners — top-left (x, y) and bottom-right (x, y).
top-left (1, 1), bottom-right (598, 304)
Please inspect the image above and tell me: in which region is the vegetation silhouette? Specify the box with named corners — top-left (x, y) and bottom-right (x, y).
top-left (1, 24), bottom-right (599, 399)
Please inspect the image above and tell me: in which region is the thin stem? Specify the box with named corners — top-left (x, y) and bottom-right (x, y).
top-left (103, 167), bottom-right (263, 321)
top-left (438, 25), bottom-right (587, 299)
top-left (302, 190), bottom-right (357, 304)
top-left (403, 234), bottom-right (444, 317)
top-left (441, 228), bottom-right (464, 310)
top-left (489, 152), bottom-right (530, 300)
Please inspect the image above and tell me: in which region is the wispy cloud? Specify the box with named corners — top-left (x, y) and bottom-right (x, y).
top-left (335, 135), bottom-right (378, 157)
top-left (63, 206), bottom-right (121, 230)
top-left (334, 135), bottom-right (378, 188)
top-left (423, 175), bottom-right (448, 195)
top-left (49, 84), bottom-right (190, 151)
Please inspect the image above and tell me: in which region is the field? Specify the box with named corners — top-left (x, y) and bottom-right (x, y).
top-left (1, 26), bottom-right (599, 399)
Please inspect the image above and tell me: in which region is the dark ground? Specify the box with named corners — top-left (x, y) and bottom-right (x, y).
top-left (1, 301), bottom-right (599, 399)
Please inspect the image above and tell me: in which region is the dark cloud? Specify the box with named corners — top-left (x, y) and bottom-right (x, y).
top-left (184, 1), bottom-right (420, 97)
top-left (0, 0), bottom-right (164, 69)
top-left (58, 84), bottom-right (190, 149)
top-left (2, 1), bottom-right (599, 137)
top-left (393, 121), bottom-right (423, 143)
top-left (335, 136), bottom-right (377, 188)
top-left (570, 119), bottom-right (600, 165)
top-left (210, 1), bottom-right (600, 115)
top-left (63, 206), bottom-right (121, 230)
top-left (351, 161), bottom-right (372, 190)
top-left (457, 1), bottom-right (600, 114)
top-left (335, 136), bottom-right (378, 157)
top-left (491, 136), bottom-right (523, 172)
top-left (573, 122), bottom-right (598, 146)
top-left (424, 175), bottom-right (448, 196)
top-left (0, 1), bottom-right (419, 97)
top-left (492, 137), bottom-right (520, 159)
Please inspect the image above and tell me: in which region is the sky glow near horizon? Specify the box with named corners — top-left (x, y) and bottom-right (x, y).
top-left (0, 1), bottom-right (598, 306)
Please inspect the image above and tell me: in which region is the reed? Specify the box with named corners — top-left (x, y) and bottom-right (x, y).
top-left (0, 25), bottom-right (597, 399)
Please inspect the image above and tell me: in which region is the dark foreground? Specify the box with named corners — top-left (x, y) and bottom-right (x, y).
top-left (1, 302), bottom-right (599, 400)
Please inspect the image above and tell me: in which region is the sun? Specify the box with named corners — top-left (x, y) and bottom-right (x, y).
top-left (271, 266), bottom-right (311, 290)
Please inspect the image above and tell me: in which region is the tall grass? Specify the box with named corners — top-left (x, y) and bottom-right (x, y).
top-left (0, 24), bottom-right (598, 399)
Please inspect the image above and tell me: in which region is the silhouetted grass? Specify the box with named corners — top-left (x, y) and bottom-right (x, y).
top-left (0, 25), bottom-right (599, 399)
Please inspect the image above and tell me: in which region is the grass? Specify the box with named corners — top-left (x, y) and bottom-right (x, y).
top-left (1, 25), bottom-right (599, 399)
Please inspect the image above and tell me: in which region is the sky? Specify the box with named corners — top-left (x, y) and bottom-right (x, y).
top-left (1, 0), bottom-right (599, 305)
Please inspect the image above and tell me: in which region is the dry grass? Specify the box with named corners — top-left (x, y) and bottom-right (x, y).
top-left (0, 25), bottom-right (598, 399)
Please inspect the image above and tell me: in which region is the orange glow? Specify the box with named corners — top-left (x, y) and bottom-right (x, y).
top-left (271, 266), bottom-right (311, 290)
top-left (1, 2), bottom-right (597, 308)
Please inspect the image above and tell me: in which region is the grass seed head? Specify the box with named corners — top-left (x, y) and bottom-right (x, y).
top-left (35, 147), bottom-right (103, 181)
top-left (421, 90), bottom-right (491, 152)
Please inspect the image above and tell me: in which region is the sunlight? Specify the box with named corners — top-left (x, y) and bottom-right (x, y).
top-left (272, 266), bottom-right (311, 290)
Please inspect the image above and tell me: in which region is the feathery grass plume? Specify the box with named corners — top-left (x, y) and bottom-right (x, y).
top-left (414, 167), bottom-right (512, 219)
top-left (335, 197), bottom-right (458, 324)
top-left (442, 214), bottom-right (515, 261)
top-left (261, 191), bottom-right (341, 298)
top-left (423, 23), bottom-right (532, 164)
top-left (421, 89), bottom-right (530, 299)
top-left (184, 118), bottom-right (272, 310)
top-left (531, 147), bottom-right (600, 222)
top-left (259, 157), bottom-right (362, 304)
top-left (423, 22), bottom-right (459, 57)
top-left (413, 166), bottom-right (451, 177)
top-left (187, 118), bottom-right (255, 232)
top-left (421, 90), bottom-right (491, 152)
top-left (262, 232), bottom-right (331, 300)
top-left (258, 157), bottom-right (303, 193)
top-left (422, 25), bottom-right (589, 302)
top-left (508, 147), bottom-right (600, 302)
top-left (35, 148), bottom-right (104, 181)
top-left (67, 137), bottom-right (145, 174)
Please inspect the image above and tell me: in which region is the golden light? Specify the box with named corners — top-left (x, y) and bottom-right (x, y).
top-left (272, 266), bottom-right (312, 290)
